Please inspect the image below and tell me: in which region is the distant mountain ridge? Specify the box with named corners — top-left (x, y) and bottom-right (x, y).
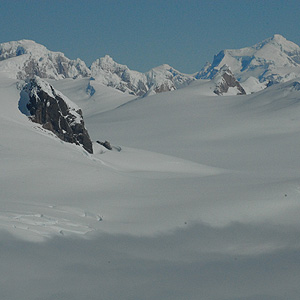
top-left (0, 40), bottom-right (196, 97)
top-left (90, 55), bottom-right (195, 96)
top-left (1, 34), bottom-right (300, 96)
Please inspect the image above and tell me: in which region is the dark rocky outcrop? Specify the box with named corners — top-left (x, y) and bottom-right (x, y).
top-left (213, 65), bottom-right (246, 96)
top-left (291, 81), bottom-right (300, 91)
top-left (96, 140), bottom-right (112, 150)
top-left (21, 76), bottom-right (93, 153)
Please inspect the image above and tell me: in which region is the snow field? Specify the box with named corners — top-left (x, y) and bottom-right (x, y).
top-left (2, 70), bottom-right (300, 299)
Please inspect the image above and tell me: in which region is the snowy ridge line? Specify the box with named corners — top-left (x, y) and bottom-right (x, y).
top-left (8, 35), bottom-right (300, 97)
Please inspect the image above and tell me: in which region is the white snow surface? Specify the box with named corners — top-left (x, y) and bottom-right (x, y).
top-left (2, 42), bottom-right (300, 299)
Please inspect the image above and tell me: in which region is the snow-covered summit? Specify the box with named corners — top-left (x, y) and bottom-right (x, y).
top-left (92, 55), bottom-right (128, 73)
top-left (91, 55), bottom-right (148, 96)
top-left (145, 64), bottom-right (195, 95)
top-left (90, 55), bottom-right (195, 96)
top-left (0, 39), bottom-right (90, 80)
top-left (257, 34), bottom-right (300, 57)
top-left (196, 34), bottom-right (300, 93)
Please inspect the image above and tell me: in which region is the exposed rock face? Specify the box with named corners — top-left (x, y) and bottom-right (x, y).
top-left (213, 65), bottom-right (246, 95)
top-left (291, 81), bottom-right (300, 91)
top-left (96, 140), bottom-right (112, 150)
top-left (21, 77), bottom-right (93, 153)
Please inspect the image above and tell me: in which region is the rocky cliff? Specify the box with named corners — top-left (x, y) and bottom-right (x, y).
top-left (213, 65), bottom-right (246, 95)
top-left (21, 76), bottom-right (93, 153)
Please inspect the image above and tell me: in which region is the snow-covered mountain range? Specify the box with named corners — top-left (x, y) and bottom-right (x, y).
top-left (0, 34), bottom-right (299, 152)
top-left (0, 40), bottom-right (196, 97)
top-left (90, 55), bottom-right (195, 96)
top-left (1, 34), bottom-right (299, 152)
top-left (3, 34), bottom-right (299, 97)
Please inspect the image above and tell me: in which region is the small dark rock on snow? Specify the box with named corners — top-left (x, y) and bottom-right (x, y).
top-left (97, 140), bottom-right (112, 150)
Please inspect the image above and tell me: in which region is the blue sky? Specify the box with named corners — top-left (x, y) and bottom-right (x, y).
top-left (1, 0), bottom-right (300, 73)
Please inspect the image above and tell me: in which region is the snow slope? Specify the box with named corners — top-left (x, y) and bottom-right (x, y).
top-left (2, 49), bottom-right (300, 300)
top-left (49, 77), bottom-right (136, 114)
top-left (1, 73), bottom-right (223, 241)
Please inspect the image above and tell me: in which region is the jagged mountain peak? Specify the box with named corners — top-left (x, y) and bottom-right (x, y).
top-left (102, 54), bottom-right (114, 61)
top-left (97, 54), bottom-right (122, 66)
top-left (91, 55), bottom-right (129, 74)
